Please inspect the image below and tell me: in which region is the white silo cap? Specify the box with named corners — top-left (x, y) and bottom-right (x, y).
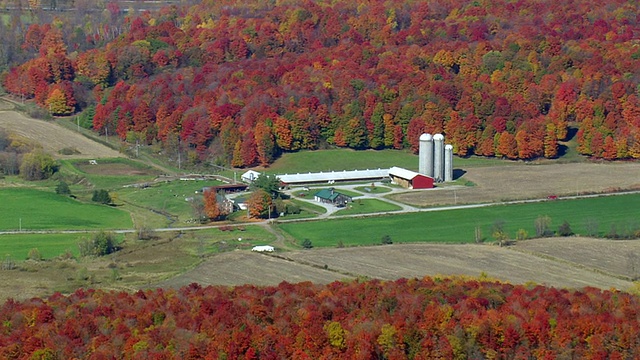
top-left (445, 144), bottom-right (453, 150)
top-left (433, 133), bottom-right (444, 141)
top-left (420, 133), bottom-right (433, 141)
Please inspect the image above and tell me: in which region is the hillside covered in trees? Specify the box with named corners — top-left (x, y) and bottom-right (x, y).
top-left (0, 278), bottom-right (639, 358)
top-left (2, 0), bottom-right (640, 166)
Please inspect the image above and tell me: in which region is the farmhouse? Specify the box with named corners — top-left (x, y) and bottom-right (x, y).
top-left (314, 188), bottom-right (352, 206)
top-left (389, 166), bottom-right (434, 189)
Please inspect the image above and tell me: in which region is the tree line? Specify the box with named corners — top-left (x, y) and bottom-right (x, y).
top-left (2, 0), bottom-right (640, 168)
top-left (0, 277), bottom-right (638, 358)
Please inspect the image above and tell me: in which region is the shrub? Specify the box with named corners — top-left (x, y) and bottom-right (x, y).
top-left (286, 203), bottom-right (301, 215)
top-left (27, 248), bottom-right (42, 261)
top-left (515, 229), bottom-right (528, 240)
top-left (302, 239), bottom-right (313, 249)
top-left (381, 235), bottom-right (393, 245)
top-left (136, 226), bottom-right (157, 240)
top-left (78, 231), bottom-right (117, 257)
top-left (19, 149), bottom-right (57, 180)
top-left (558, 221), bottom-right (574, 237)
top-left (55, 181), bottom-right (71, 195)
top-left (92, 189), bottom-right (112, 204)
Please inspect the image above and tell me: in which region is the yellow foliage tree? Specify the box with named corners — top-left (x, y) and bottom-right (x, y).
top-left (45, 88), bottom-right (73, 115)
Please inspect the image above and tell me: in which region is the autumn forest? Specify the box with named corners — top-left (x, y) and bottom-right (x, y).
top-left (2, 0), bottom-right (640, 358)
top-left (3, 0), bottom-right (640, 167)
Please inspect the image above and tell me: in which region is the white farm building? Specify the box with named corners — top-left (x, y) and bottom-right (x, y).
top-left (277, 169), bottom-right (389, 185)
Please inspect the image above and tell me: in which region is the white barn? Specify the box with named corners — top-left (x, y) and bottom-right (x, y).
top-left (241, 170), bottom-right (261, 183)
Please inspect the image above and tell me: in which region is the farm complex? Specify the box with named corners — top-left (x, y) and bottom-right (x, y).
top-left (4, 0), bottom-right (640, 356)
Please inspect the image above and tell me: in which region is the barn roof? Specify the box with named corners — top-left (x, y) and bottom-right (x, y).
top-left (277, 168), bottom-right (389, 184)
top-left (241, 170), bottom-right (261, 182)
top-left (314, 189), bottom-right (342, 201)
top-left (388, 166), bottom-right (430, 180)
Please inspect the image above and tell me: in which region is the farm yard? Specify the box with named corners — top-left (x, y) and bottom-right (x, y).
top-left (1, 102), bottom-right (640, 301)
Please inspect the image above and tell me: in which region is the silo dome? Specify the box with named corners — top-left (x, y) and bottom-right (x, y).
top-left (420, 133), bottom-right (433, 141)
top-left (433, 133), bottom-right (444, 141)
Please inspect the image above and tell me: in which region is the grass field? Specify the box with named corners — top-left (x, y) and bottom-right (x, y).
top-left (0, 233), bottom-right (123, 260)
top-left (181, 226), bottom-right (278, 255)
top-left (60, 158), bottom-right (160, 190)
top-left (278, 194), bottom-right (640, 247)
top-left (265, 149), bottom-right (518, 175)
top-left (120, 179), bottom-right (224, 222)
top-left (0, 188), bottom-right (133, 231)
top-left (335, 199), bottom-right (402, 216)
top-left (353, 185), bottom-right (392, 194)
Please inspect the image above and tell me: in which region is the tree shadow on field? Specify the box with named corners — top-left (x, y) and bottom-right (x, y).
top-left (453, 169), bottom-right (466, 180)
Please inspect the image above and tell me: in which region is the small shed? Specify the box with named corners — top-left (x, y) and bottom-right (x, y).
top-left (314, 188), bottom-right (352, 206)
top-left (241, 170), bottom-right (261, 183)
top-left (388, 167), bottom-right (434, 189)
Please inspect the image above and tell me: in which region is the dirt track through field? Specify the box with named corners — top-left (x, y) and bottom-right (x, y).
top-left (0, 100), bottom-right (120, 159)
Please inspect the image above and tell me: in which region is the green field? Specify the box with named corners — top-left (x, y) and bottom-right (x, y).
top-left (0, 233), bottom-right (120, 260)
top-left (120, 179), bottom-right (224, 221)
top-left (0, 188), bottom-right (133, 231)
top-left (266, 149), bottom-right (513, 175)
top-left (59, 158), bottom-right (160, 190)
top-left (354, 185), bottom-right (392, 194)
top-left (279, 194), bottom-right (640, 247)
top-left (335, 199), bottom-right (402, 216)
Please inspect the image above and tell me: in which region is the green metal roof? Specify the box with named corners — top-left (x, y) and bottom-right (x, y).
top-left (314, 189), bottom-right (342, 201)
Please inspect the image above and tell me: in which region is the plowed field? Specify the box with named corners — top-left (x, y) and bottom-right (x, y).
top-left (0, 100), bottom-right (120, 159)
top-left (391, 162), bottom-right (640, 206)
top-left (160, 238), bottom-right (636, 291)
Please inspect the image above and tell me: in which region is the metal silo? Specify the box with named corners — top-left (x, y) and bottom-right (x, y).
top-left (433, 133), bottom-right (445, 182)
top-left (445, 144), bottom-right (453, 182)
top-left (419, 133), bottom-right (433, 177)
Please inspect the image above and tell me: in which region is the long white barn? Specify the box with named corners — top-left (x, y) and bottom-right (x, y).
top-left (277, 168), bottom-right (389, 185)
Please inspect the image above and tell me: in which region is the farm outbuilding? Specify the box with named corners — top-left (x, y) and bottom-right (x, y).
top-left (277, 169), bottom-right (389, 185)
top-left (241, 170), bottom-right (261, 183)
top-left (314, 188), bottom-right (353, 206)
top-left (388, 167), bottom-right (434, 189)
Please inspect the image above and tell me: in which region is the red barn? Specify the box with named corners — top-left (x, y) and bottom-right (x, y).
top-left (388, 167), bottom-right (434, 189)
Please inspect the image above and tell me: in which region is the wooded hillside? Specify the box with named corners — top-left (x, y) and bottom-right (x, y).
top-left (1, 278), bottom-right (639, 358)
top-left (2, 0), bottom-right (640, 166)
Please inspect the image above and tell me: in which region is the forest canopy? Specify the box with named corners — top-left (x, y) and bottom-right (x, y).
top-left (0, 278), bottom-right (638, 358)
top-left (2, 0), bottom-right (640, 166)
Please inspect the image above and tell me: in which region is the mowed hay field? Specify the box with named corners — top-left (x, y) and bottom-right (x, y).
top-left (0, 100), bottom-right (120, 159)
top-left (161, 239), bottom-right (635, 291)
top-left (392, 162), bottom-right (640, 206)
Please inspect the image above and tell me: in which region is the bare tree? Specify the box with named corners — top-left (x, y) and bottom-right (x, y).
top-left (535, 215), bottom-right (552, 237)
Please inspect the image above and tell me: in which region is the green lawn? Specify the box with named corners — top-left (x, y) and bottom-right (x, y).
top-left (0, 233), bottom-right (123, 260)
top-left (0, 188), bottom-right (133, 231)
top-left (335, 199), bottom-right (402, 216)
top-left (353, 185), bottom-right (392, 194)
top-left (266, 149), bottom-right (517, 176)
top-left (278, 194), bottom-right (640, 247)
top-left (120, 179), bottom-right (224, 220)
